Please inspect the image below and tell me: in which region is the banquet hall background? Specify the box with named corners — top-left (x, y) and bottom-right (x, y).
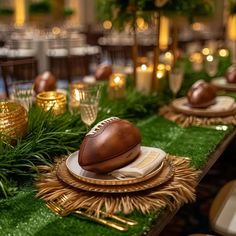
top-left (0, 0), bottom-right (235, 97)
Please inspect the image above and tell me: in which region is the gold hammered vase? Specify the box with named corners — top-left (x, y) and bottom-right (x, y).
top-left (0, 101), bottom-right (28, 140)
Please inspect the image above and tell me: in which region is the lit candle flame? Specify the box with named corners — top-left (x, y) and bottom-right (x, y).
top-left (114, 76), bottom-right (121, 84)
top-left (219, 49), bottom-right (229, 57)
top-left (141, 64), bottom-right (147, 71)
top-left (206, 55), bottom-right (213, 62)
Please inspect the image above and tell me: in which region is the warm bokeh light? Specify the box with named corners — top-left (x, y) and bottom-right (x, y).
top-left (202, 48), bottom-right (210, 56)
top-left (141, 64), bottom-right (148, 71)
top-left (103, 20), bottom-right (112, 30)
top-left (52, 27), bottom-right (61, 35)
top-left (165, 65), bottom-right (171, 71)
top-left (227, 15), bottom-right (236, 40)
top-left (218, 49), bottom-right (229, 57)
top-left (15, 0), bottom-right (25, 26)
top-left (159, 16), bottom-right (169, 50)
top-left (136, 17), bottom-right (149, 31)
top-left (136, 17), bottom-right (145, 28)
top-left (189, 52), bottom-right (203, 63)
top-left (157, 64), bottom-right (166, 70)
top-left (192, 22), bottom-right (203, 31)
top-left (156, 71), bottom-right (164, 79)
top-left (114, 76), bottom-right (121, 84)
top-left (206, 55), bottom-right (214, 62)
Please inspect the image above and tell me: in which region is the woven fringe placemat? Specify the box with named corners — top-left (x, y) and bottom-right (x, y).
top-left (160, 105), bottom-right (236, 127)
top-left (36, 155), bottom-right (200, 216)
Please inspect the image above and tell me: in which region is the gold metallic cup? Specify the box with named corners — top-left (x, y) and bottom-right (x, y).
top-left (36, 91), bottom-right (67, 115)
top-left (0, 101), bottom-right (28, 140)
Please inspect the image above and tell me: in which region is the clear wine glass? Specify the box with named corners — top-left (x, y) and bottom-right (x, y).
top-left (78, 85), bottom-right (100, 130)
top-left (11, 81), bottom-right (34, 111)
top-left (169, 67), bottom-right (184, 99)
top-left (205, 54), bottom-right (219, 77)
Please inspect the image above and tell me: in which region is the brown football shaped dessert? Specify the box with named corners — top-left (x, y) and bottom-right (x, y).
top-left (95, 64), bottom-right (113, 80)
top-left (78, 117), bottom-right (141, 174)
top-left (225, 65), bottom-right (236, 83)
top-left (187, 80), bottom-right (217, 108)
top-left (34, 71), bottom-right (57, 94)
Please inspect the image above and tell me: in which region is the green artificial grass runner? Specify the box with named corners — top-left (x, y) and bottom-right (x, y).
top-left (0, 55), bottom-right (233, 235)
top-left (0, 115), bottom-right (232, 236)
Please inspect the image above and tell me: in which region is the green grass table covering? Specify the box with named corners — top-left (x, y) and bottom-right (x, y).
top-left (0, 115), bottom-right (233, 236)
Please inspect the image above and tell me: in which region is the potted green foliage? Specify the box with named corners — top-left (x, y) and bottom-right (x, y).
top-left (63, 7), bottom-right (75, 18)
top-left (0, 6), bottom-right (14, 23)
top-left (28, 0), bottom-right (52, 26)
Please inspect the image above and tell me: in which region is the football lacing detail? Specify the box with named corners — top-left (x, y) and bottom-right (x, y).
top-left (87, 117), bottom-right (120, 135)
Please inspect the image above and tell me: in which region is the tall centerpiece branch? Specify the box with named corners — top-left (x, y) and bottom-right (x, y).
top-left (152, 11), bottom-right (161, 91)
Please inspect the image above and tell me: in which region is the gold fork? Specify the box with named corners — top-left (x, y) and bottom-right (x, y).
top-left (46, 199), bottom-right (128, 231)
top-left (59, 194), bottom-right (138, 226)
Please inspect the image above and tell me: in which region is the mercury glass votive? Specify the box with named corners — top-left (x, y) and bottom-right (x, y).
top-left (0, 101), bottom-right (28, 140)
top-left (189, 52), bottom-right (203, 72)
top-left (108, 73), bottom-right (126, 99)
top-left (36, 91), bottom-right (67, 115)
top-left (155, 64), bottom-right (167, 92)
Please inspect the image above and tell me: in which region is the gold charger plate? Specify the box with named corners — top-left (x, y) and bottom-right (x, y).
top-left (65, 146), bottom-right (166, 186)
top-left (211, 77), bottom-right (236, 91)
top-left (57, 159), bottom-right (175, 193)
top-left (171, 96), bottom-right (236, 117)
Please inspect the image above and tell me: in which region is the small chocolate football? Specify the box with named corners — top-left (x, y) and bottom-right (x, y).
top-left (95, 64), bottom-right (113, 80)
top-left (187, 80), bottom-right (217, 108)
top-left (34, 71), bottom-right (57, 94)
top-left (78, 117), bottom-right (141, 174)
top-left (225, 65), bottom-right (236, 83)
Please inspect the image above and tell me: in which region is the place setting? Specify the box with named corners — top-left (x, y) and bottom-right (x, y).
top-left (36, 117), bottom-right (199, 231)
top-left (211, 64), bottom-right (236, 91)
top-left (160, 79), bottom-right (236, 127)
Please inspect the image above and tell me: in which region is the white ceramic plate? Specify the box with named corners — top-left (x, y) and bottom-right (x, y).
top-left (211, 77), bottom-right (236, 91)
top-left (66, 146), bottom-right (166, 186)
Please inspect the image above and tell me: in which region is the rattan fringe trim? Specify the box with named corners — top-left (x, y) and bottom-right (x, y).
top-left (36, 155), bottom-right (200, 216)
top-left (160, 105), bottom-right (236, 127)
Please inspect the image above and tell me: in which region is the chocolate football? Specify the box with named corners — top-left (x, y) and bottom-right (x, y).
top-left (78, 117), bottom-right (141, 174)
top-left (225, 65), bottom-right (236, 83)
top-left (95, 64), bottom-right (113, 80)
top-left (187, 80), bottom-right (217, 108)
top-left (34, 71), bottom-right (57, 94)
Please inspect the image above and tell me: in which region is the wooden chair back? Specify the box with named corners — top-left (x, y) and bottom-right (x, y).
top-left (0, 58), bottom-right (38, 97)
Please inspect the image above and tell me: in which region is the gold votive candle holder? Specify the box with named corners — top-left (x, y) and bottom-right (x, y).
top-left (155, 64), bottom-right (167, 92)
top-left (69, 82), bottom-right (88, 112)
top-left (108, 73), bottom-right (126, 99)
top-left (189, 52), bottom-right (203, 72)
top-left (36, 91), bottom-right (67, 115)
top-left (0, 101), bottom-right (28, 140)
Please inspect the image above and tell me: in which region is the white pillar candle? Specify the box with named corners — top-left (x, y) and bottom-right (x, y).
top-left (136, 64), bottom-right (153, 95)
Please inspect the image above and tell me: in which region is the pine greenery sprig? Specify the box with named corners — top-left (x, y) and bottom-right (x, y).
top-left (96, 0), bottom-right (215, 27)
top-left (229, 0), bottom-right (236, 15)
top-left (0, 107), bottom-right (85, 198)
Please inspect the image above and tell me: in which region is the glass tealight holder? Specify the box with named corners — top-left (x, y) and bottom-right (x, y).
top-left (69, 82), bottom-right (88, 112)
top-left (36, 91), bottom-right (67, 115)
top-left (108, 73), bottom-right (126, 99)
top-left (0, 101), bottom-right (28, 140)
top-left (11, 81), bottom-right (34, 111)
top-left (189, 52), bottom-right (203, 72)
